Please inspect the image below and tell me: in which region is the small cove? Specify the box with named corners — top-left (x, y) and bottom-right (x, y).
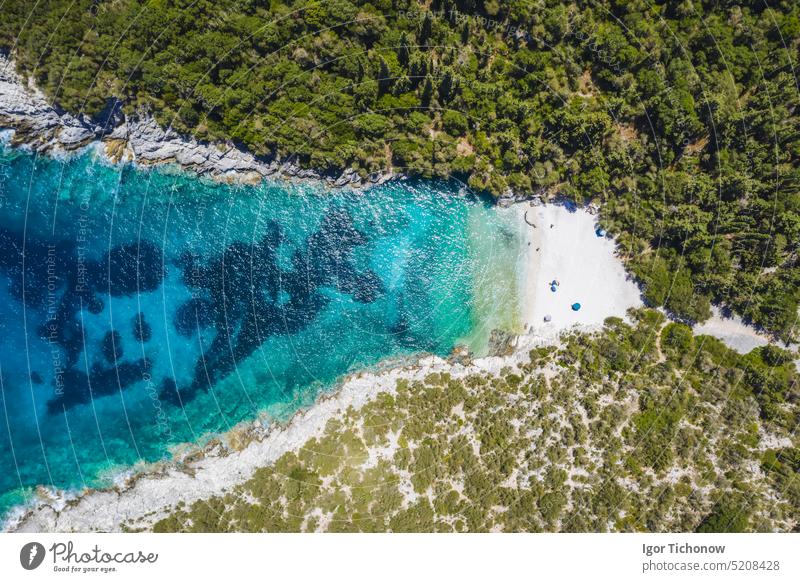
top-left (0, 145), bottom-right (524, 520)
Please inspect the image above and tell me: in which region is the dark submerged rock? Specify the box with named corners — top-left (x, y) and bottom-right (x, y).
top-left (101, 330), bottom-right (123, 363)
top-left (133, 311), bottom-right (152, 342)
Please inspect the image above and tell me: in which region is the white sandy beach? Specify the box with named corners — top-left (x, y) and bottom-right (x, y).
top-left (517, 202), bottom-right (644, 338)
top-left (514, 203), bottom-right (785, 354)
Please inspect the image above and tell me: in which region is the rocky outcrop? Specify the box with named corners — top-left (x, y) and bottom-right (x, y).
top-left (0, 56), bottom-right (103, 151)
top-left (0, 53), bottom-right (395, 188)
top-left (122, 116), bottom-right (273, 183)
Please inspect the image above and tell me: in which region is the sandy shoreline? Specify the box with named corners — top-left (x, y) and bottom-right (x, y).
top-left (514, 202), bottom-right (784, 355)
top-left (516, 202), bottom-right (644, 338)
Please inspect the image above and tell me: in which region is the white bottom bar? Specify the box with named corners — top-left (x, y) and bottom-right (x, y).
top-left (1, 533), bottom-right (796, 581)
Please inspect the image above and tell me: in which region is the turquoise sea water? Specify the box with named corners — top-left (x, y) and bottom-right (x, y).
top-left (0, 144), bottom-right (522, 522)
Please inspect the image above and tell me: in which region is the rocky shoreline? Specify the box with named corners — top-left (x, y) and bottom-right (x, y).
top-left (6, 337), bottom-right (550, 533)
top-left (0, 53), bottom-right (393, 188)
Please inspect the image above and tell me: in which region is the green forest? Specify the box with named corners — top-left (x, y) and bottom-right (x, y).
top-left (1, 0), bottom-right (798, 338)
top-left (145, 310), bottom-right (798, 533)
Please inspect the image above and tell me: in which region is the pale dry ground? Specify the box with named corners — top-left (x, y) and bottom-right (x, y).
top-left (693, 305), bottom-right (772, 354)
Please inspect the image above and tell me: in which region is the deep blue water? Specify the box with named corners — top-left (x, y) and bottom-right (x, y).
top-left (0, 144), bottom-right (521, 521)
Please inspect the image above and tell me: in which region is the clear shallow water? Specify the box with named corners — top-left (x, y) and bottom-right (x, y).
top-left (0, 145), bottom-right (522, 521)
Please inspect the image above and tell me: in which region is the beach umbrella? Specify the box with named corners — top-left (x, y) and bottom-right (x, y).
top-left (595, 227), bottom-right (606, 237)
top-left (543, 314), bottom-right (552, 322)
top-left (571, 302), bottom-right (581, 311)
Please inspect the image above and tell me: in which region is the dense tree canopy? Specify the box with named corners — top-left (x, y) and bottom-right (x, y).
top-left (1, 0), bottom-right (798, 338)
